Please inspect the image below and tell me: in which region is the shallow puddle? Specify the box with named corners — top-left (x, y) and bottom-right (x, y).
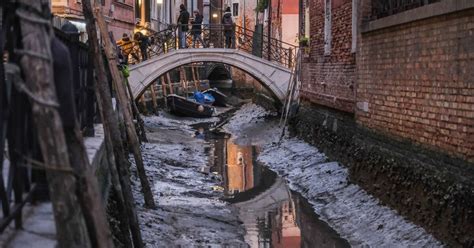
top-left (197, 126), bottom-right (350, 248)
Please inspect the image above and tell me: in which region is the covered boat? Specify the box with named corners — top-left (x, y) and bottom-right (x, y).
top-left (193, 91), bottom-right (215, 105)
top-left (167, 94), bottom-right (214, 118)
top-left (203, 88), bottom-right (228, 107)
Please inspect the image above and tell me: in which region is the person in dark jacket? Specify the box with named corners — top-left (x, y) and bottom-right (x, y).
top-left (191, 10), bottom-right (206, 48)
top-left (177, 4), bottom-right (190, 48)
top-left (222, 7), bottom-right (234, 48)
top-left (134, 32), bottom-right (149, 61)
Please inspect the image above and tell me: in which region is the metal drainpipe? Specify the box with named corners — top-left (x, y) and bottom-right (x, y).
top-left (267, 0), bottom-right (272, 61)
top-left (243, 0), bottom-right (246, 30)
top-left (169, 0), bottom-right (172, 24)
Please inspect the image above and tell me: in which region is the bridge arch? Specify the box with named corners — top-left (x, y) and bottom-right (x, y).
top-left (206, 63), bottom-right (231, 80)
top-left (128, 48), bottom-right (292, 103)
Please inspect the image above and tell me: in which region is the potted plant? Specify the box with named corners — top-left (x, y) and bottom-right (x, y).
top-left (256, 0), bottom-right (268, 12)
top-left (299, 36), bottom-right (309, 47)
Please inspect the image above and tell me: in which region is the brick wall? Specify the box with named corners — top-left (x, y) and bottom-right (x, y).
top-left (356, 7), bottom-right (474, 162)
top-left (300, 0), bottom-right (356, 113)
top-left (52, 0), bottom-right (135, 40)
top-left (106, 0), bottom-right (135, 39)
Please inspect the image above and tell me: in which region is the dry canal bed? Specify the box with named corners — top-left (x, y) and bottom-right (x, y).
top-left (129, 103), bottom-right (442, 247)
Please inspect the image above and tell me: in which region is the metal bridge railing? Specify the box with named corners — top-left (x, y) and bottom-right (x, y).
top-left (118, 24), bottom-right (298, 69)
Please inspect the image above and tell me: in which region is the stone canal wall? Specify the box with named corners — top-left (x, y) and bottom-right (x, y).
top-left (84, 124), bottom-right (112, 202)
top-left (289, 101), bottom-right (474, 247)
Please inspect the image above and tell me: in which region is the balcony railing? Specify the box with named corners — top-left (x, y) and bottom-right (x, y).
top-left (371, 0), bottom-right (441, 20)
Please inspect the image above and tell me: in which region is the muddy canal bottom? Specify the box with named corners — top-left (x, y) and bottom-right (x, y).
top-left (194, 125), bottom-right (350, 248)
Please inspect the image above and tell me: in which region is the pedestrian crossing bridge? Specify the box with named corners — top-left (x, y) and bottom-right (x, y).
top-left (123, 24), bottom-right (298, 103)
top-left (128, 48), bottom-right (293, 102)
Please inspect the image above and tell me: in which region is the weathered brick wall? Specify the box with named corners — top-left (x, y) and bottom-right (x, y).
top-left (52, 0), bottom-right (136, 39)
top-left (301, 0), bottom-right (356, 113)
top-left (106, 0), bottom-right (135, 40)
top-left (356, 8), bottom-right (474, 162)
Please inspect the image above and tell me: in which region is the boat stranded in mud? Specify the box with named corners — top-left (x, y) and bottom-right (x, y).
top-left (166, 94), bottom-right (215, 118)
top-left (166, 88), bottom-right (228, 118)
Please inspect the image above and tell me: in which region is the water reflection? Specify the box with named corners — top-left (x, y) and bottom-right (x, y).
top-left (225, 142), bottom-right (257, 196)
top-left (205, 130), bottom-right (349, 248)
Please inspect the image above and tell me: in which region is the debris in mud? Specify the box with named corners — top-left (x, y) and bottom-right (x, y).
top-left (129, 114), bottom-right (247, 247)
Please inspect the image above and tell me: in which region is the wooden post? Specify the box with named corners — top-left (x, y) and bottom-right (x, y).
top-left (161, 76), bottom-right (168, 107)
top-left (167, 73), bottom-right (173, 94)
top-left (93, 5), bottom-right (156, 209)
top-left (191, 65), bottom-right (198, 91)
top-left (194, 66), bottom-right (202, 90)
top-left (125, 81), bottom-right (148, 142)
top-left (82, 0), bottom-right (144, 247)
top-left (161, 76), bottom-right (168, 96)
top-left (180, 67), bottom-right (188, 95)
top-left (16, 1), bottom-right (91, 247)
top-left (140, 95), bottom-right (147, 113)
top-left (150, 82), bottom-right (158, 113)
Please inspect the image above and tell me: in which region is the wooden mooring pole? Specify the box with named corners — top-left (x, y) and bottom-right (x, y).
top-left (81, 0), bottom-right (144, 247)
top-left (15, 1), bottom-right (111, 247)
top-left (93, 5), bottom-right (156, 209)
top-left (150, 82), bottom-right (158, 113)
top-left (167, 73), bottom-right (174, 94)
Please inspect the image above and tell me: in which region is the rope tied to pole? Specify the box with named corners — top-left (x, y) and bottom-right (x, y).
top-left (6, 150), bottom-right (75, 174)
top-left (15, 9), bottom-right (50, 25)
top-left (5, 63), bottom-right (59, 108)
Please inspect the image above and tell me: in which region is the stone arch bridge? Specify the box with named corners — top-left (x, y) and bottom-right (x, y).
top-left (127, 49), bottom-right (293, 103)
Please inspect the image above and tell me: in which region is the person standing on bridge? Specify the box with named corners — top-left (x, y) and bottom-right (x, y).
top-left (191, 10), bottom-right (207, 48)
top-left (117, 33), bottom-right (133, 63)
top-left (222, 7), bottom-right (234, 48)
top-left (177, 4), bottom-right (190, 49)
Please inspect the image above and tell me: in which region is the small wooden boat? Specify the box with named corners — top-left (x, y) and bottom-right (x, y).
top-left (167, 94), bottom-right (214, 118)
top-left (203, 88), bottom-right (228, 107)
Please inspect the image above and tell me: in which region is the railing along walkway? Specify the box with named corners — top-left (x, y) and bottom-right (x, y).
top-left (118, 24), bottom-right (298, 69)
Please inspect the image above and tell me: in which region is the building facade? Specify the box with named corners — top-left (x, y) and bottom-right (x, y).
top-left (356, 0), bottom-right (473, 162)
top-left (299, 0), bottom-right (356, 113)
top-left (52, 0), bottom-right (136, 40)
top-left (229, 0), bottom-right (299, 93)
top-left (296, 0), bottom-right (474, 246)
top-left (299, 0), bottom-right (473, 164)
